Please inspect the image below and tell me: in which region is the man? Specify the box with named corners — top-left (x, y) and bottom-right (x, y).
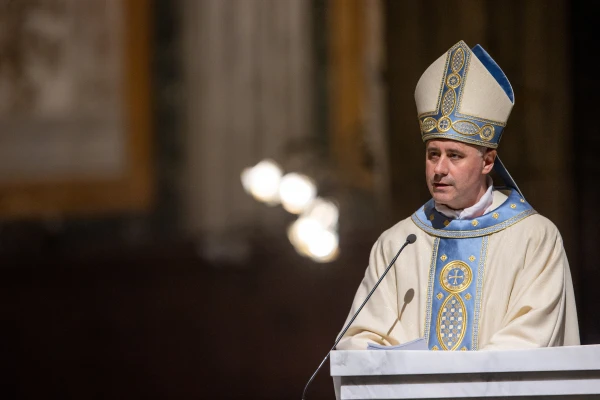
top-left (337, 41), bottom-right (579, 351)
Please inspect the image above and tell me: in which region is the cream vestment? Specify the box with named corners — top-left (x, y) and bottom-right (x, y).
top-left (337, 190), bottom-right (580, 350)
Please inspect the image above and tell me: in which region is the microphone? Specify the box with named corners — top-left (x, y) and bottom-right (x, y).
top-left (301, 233), bottom-right (417, 400)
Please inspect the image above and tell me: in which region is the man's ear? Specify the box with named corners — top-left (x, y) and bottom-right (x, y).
top-left (482, 149), bottom-right (497, 174)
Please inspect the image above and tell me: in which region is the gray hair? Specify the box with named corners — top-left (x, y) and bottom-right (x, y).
top-left (476, 145), bottom-right (492, 156)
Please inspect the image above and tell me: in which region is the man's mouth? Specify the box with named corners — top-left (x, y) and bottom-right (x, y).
top-left (433, 183), bottom-right (451, 188)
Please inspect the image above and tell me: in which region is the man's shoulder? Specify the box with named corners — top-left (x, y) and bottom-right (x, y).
top-left (513, 212), bottom-right (558, 230)
top-left (507, 211), bottom-right (563, 241)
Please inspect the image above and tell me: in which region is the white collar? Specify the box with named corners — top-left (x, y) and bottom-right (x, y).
top-left (435, 176), bottom-right (494, 220)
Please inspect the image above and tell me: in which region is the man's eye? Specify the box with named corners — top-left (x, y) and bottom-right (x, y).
top-left (449, 154), bottom-right (462, 159)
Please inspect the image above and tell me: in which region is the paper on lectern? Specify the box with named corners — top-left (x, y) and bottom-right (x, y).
top-left (367, 337), bottom-right (427, 351)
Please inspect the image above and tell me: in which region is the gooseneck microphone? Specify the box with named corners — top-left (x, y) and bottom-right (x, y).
top-left (301, 234), bottom-right (417, 400)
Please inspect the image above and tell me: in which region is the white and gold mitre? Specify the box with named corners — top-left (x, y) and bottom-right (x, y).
top-left (415, 40), bottom-right (515, 149)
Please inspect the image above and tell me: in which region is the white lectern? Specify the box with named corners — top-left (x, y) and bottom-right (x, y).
top-left (331, 345), bottom-right (600, 399)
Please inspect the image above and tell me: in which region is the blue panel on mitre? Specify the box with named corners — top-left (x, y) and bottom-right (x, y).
top-left (471, 45), bottom-right (514, 103)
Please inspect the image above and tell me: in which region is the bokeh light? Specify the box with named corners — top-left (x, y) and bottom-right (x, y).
top-left (240, 159), bottom-right (283, 204)
top-left (278, 173), bottom-right (317, 214)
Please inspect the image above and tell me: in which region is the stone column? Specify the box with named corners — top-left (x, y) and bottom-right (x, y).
top-left (182, 0), bottom-right (314, 261)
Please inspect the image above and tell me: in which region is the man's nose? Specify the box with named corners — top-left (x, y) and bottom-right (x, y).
top-left (433, 156), bottom-right (449, 175)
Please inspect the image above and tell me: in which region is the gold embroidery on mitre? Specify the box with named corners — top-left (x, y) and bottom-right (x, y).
top-left (437, 116), bottom-right (452, 132)
top-left (471, 220), bottom-right (478, 226)
top-left (444, 220), bottom-right (450, 227)
top-left (492, 212), bottom-right (499, 219)
top-left (464, 293), bottom-right (472, 300)
top-left (440, 254), bottom-right (448, 261)
top-left (451, 48), bottom-right (465, 72)
top-left (441, 90), bottom-right (457, 116)
top-left (437, 293), bottom-right (444, 300)
top-left (429, 214), bottom-right (435, 221)
top-left (460, 346), bottom-right (468, 351)
top-left (468, 255), bottom-right (475, 262)
top-left (446, 73), bottom-right (461, 88)
top-left (421, 117), bottom-right (437, 133)
top-left (520, 198), bottom-right (525, 203)
top-left (479, 125), bottom-right (495, 141)
top-left (452, 120), bottom-right (480, 136)
top-left (510, 204), bottom-right (517, 209)
top-left (432, 345), bottom-right (439, 351)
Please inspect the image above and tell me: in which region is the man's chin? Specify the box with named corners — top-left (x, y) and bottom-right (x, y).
top-left (431, 193), bottom-right (456, 206)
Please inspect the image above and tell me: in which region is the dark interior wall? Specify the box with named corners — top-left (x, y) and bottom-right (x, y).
top-left (2, 234), bottom-right (374, 400)
top-left (571, 1), bottom-right (600, 344)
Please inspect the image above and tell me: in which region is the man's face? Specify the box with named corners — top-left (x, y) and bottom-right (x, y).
top-left (425, 139), bottom-right (495, 210)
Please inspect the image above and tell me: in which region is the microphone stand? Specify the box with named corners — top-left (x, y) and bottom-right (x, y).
top-left (301, 234), bottom-right (417, 400)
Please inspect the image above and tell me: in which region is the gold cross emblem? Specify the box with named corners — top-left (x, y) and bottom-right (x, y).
top-left (449, 270), bottom-right (464, 285)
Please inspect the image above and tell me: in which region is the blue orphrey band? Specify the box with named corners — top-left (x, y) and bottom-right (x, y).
top-left (424, 236), bottom-right (488, 350)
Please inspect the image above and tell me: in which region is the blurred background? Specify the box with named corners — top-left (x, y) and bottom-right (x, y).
top-left (1, 0), bottom-right (598, 398)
